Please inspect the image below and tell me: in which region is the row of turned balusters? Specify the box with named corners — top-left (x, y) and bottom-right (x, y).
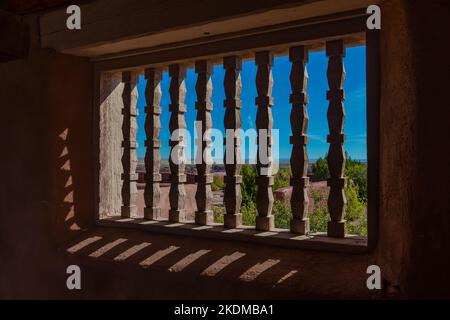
top-left (120, 40), bottom-right (347, 238)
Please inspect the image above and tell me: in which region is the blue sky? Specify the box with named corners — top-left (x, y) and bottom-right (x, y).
top-left (136, 45), bottom-right (366, 161)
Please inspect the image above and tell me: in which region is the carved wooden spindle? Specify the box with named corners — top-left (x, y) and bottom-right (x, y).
top-left (168, 64), bottom-right (187, 222)
top-left (223, 56), bottom-right (243, 228)
top-left (326, 40), bottom-right (347, 238)
top-left (289, 46), bottom-right (310, 234)
top-left (194, 60), bottom-right (214, 225)
top-left (121, 71), bottom-right (139, 218)
top-left (144, 68), bottom-right (163, 220)
top-left (255, 51), bottom-right (274, 231)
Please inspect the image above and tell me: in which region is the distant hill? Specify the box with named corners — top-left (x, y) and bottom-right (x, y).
top-left (137, 158), bottom-right (367, 173)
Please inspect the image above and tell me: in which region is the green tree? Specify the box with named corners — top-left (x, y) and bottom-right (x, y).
top-left (240, 165), bottom-right (257, 207)
top-left (345, 158), bottom-right (367, 202)
top-left (311, 152), bottom-right (367, 202)
top-left (311, 156), bottom-right (330, 180)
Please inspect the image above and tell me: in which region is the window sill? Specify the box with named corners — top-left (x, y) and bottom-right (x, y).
top-left (98, 217), bottom-right (367, 253)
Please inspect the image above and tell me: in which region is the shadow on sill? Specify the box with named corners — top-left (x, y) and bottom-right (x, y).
top-left (97, 217), bottom-right (368, 253)
top-left (61, 226), bottom-right (378, 299)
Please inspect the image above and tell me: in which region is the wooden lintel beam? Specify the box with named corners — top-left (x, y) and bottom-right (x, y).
top-left (39, 0), bottom-right (377, 58)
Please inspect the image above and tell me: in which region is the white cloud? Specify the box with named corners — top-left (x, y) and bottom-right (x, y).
top-left (308, 134), bottom-right (326, 143)
top-left (247, 115), bottom-right (254, 128)
top-left (346, 86), bottom-right (366, 104)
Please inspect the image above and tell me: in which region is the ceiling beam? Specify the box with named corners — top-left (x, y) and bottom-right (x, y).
top-left (39, 0), bottom-right (376, 58)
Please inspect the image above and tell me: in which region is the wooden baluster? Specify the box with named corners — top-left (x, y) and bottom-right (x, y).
top-left (121, 71), bottom-right (139, 218)
top-left (326, 40), bottom-right (347, 238)
top-left (168, 64), bottom-right (187, 222)
top-left (289, 46), bottom-right (310, 234)
top-left (223, 56), bottom-right (243, 228)
top-left (255, 51), bottom-right (274, 231)
top-left (144, 68), bottom-right (162, 220)
top-left (194, 60), bottom-right (214, 225)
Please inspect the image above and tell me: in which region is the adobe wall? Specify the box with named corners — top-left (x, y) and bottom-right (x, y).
top-left (375, 0), bottom-right (450, 299)
top-left (406, 0), bottom-right (450, 298)
top-left (375, 0), bottom-right (416, 297)
top-left (0, 0), bottom-right (448, 298)
top-left (0, 14), bottom-right (94, 295)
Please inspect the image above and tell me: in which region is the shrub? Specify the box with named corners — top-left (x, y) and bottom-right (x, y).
top-left (346, 211), bottom-right (368, 236)
top-left (213, 206), bottom-right (225, 223)
top-left (273, 200), bottom-right (291, 228)
top-left (212, 202), bottom-right (258, 227)
top-left (345, 182), bottom-right (366, 221)
top-left (309, 206), bottom-right (329, 233)
top-left (241, 201), bottom-right (257, 226)
top-left (344, 181), bottom-right (367, 236)
top-left (215, 158), bottom-right (367, 236)
top-left (345, 158), bottom-right (367, 202)
top-left (211, 175), bottom-right (224, 191)
top-left (306, 181), bottom-right (367, 235)
top-left (311, 152), bottom-right (367, 202)
top-left (273, 166), bottom-right (291, 191)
